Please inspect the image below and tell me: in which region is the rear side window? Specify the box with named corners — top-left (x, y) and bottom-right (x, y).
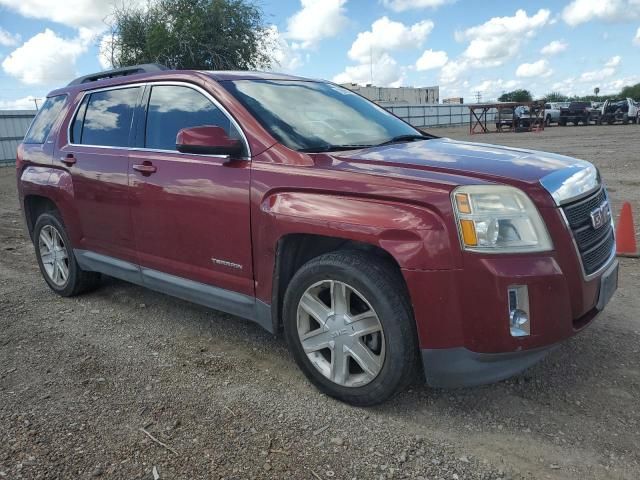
top-left (144, 85), bottom-right (241, 151)
top-left (23, 95), bottom-right (67, 144)
top-left (73, 87), bottom-right (140, 147)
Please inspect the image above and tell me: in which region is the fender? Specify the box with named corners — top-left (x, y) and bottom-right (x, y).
top-left (20, 166), bottom-right (83, 245)
top-left (252, 189), bottom-right (461, 303)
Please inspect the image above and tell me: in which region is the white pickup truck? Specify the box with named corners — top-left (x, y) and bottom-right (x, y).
top-left (600, 98), bottom-right (639, 124)
top-left (544, 102), bottom-right (569, 125)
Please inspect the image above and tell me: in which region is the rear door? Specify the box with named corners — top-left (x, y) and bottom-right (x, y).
top-left (128, 83), bottom-right (253, 296)
top-left (58, 85), bottom-right (143, 264)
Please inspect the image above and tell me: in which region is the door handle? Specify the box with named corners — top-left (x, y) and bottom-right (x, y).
top-left (60, 154), bottom-right (76, 166)
top-left (132, 163), bottom-right (157, 175)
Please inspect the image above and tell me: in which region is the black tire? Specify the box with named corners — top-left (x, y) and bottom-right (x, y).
top-left (545, 115), bottom-right (551, 126)
top-left (559, 118), bottom-right (567, 126)
top-left (583, 115), bottom-right (590, 126)
top-left (33, 211), bottom-right (101, 297)
top-left (283, 250), bottom-right (418, 406)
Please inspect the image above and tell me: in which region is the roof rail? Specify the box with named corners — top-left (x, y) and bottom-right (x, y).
top-left (67, 63), bottom-right (169, 86)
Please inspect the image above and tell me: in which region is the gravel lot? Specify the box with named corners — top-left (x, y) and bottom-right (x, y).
top-left (1, 124), bottom-right (639, 479)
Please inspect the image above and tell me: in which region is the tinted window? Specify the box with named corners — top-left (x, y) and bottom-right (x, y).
top-left (81, 87), bottom-right (140, 147)
top-left (23, 95), bottom-right (67, 144)
top-left (222, 80), bottom-right (421, 152)
top-left (145, 85), bottom-right (240, 151)
top-left (71, 95), bottom-right (89, 143)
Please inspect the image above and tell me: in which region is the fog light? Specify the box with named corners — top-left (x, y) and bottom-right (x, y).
top-left (508, 286), bottom-right (530, 337)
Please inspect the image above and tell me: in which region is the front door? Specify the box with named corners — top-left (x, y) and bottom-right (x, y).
top-left (129, 83), bottom-right (253, 296)
top-left (58, 86), bottom-right (143, 264)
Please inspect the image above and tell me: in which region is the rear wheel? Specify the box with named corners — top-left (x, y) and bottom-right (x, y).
top-left (33, 211), bottom-right (100, 296)
top-left (283, 251), bottom-right (418, 406)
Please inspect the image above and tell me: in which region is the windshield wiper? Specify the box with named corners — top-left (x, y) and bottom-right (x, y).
top-left (298, 144), bottom-right (374, 153)
top-left (376, 134), bottom-right (430, 146)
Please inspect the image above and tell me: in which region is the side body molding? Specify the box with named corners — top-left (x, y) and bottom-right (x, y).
top-left (74, 250), bottom-right (273, 333)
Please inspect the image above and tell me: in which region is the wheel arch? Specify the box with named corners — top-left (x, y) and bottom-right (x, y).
top-left (23, 195), bottom-right (59, 240)
top-left (270, 233), bottom-right (412, 333)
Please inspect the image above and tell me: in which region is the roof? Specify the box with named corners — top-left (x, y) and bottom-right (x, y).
top-left (47, 65), bottom-right (323, 97)
top-left (202, 70), bottom-right (318, 82)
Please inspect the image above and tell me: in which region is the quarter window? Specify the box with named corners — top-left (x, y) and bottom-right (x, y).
top-left (144, 85), bottom-right (242, 152)
top-left (24, 95), bottom-right (67, 144)
top-left (78, 87), bottom-right (140, 147)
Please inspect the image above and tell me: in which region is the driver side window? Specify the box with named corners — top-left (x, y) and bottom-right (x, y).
top-left (144, 85), bottom-right (243, 153)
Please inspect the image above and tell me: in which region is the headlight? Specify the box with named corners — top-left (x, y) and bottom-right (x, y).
top-left (452, 185), bottom-right (553, 253)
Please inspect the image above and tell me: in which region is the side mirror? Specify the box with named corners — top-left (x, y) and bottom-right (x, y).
top-left (176, 125), bottom-right (243, 157)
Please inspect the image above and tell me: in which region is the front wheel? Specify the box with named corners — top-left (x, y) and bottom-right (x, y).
top-left (283, 251), bottom-right (418, 406)
top-left (33, 211), bottom-right (101, 296)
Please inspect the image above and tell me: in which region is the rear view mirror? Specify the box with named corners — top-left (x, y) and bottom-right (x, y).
top-left (176, 125), bottom-right (243, 156)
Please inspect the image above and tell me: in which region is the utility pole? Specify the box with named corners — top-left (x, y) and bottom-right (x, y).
top-left (33, 98), bottom-right (39, 110)
top-left (369, 44), bottom-right (373, 86)
top-left (475, 91), bottom-right (482, 103)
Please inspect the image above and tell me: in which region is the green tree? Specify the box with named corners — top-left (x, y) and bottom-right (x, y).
top-left (105, 0), bottom-right (272, 70)
top-left (620, 83), bottom-right (640, 100)
top-left (544, 92), bottom-right (569, 102)
top-left (498, 89), bottom-right (533, 102)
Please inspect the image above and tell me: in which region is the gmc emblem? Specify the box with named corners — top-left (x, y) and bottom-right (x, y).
top-left (590, 201), bottom-right (611, 230)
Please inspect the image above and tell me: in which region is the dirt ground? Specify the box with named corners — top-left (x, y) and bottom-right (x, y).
top-left (1, 124), bottom-right (639, 480)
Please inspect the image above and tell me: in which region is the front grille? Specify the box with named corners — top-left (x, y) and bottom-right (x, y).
top-left (562, 188), bottom-right (614, 276)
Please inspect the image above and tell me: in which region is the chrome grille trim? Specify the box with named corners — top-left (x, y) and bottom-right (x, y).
top-left (559, 187), bottom-right (616, 279)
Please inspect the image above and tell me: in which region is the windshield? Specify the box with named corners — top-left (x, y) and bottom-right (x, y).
top-left (222, 80), bottom-right (422, 151)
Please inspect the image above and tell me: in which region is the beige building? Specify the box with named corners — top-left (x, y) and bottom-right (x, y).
top-left (340, 83), bottom-right (439, 105)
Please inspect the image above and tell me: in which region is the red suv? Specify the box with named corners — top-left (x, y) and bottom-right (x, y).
top-left (17, 64), bottom-right (618, 405)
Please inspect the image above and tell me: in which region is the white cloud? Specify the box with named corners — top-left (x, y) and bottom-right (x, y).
top-left (471, 78), bottom-right (520, 101)
top-left (0, 96), bottom-right (42, 110)
top-left (562, 0), bottom-right (640, 26)
top-left (439, 59), bottom-right (468, 84)
top-left (2, 29), bottom-right (89, 85)
top-left (605, 55), bottom-right (622, 67)
top-left (0, 27), bottom-right (20, 47)
top-left (285, 0), bottom-right (348, 49)
top-left (264, 26), bottom-right (305, 72)
top-left (380, 0), bottom-right (454, 12)
top-left (540, 40), bottom-right (568, 55)
top-left (348, 16), bottom-right (434, 63)
top-left (415, 49), bottom-right (448, 71)
top-left (635, 27), bottom-right (640, 45)
top-left (579, 67), bottom-right (615, 83)
top-left (456, 9), bottom-right (551, 66)
top-left (333, 53), bottom-right (403, 87)
top-left (0, 0), bottom-right (132, 31)
top-left (516, 59), bottom-right (552, 78)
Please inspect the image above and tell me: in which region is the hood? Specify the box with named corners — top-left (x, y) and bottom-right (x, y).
top-left (333, 138), bottom-right (598, 204)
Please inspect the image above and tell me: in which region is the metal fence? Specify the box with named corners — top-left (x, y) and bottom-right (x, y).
top-left (385, 103), bottom-right (497, 128)
top-left (0, 110), bottom-right (35, 165)
top-left (0, 104), bottom-right (496, 166)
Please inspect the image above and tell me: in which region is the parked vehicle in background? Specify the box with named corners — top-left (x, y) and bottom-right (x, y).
top-left (544, 102), bottom-right (569, 125)
top-left (589, 102), bottom-right (602, 125)
top-left (16, 64), bottom-right (619, 405)
top-left (600, 98), bottom-right (639, 124)
top-left (559, 102), bottom-right (592, 126)
top-left (495, 106), bottom-right (515, 131)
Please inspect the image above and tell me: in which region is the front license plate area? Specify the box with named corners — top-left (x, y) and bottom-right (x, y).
top-left (596, 261), bottom-right (619, 311)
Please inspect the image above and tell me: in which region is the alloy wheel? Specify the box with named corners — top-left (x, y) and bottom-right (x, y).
top-left (296, 280), bottom-right (385, 388)
top-left (39, 225), bottom-right (69, 287)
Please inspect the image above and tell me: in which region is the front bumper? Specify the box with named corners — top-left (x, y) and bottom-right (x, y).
top-left (402, 251), bottom-right (617, 387)
top-left (421, 343), bottom-right (559, 388)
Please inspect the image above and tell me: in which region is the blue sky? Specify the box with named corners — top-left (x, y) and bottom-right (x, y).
top-left (1, 0), bottom-right (639, 108)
